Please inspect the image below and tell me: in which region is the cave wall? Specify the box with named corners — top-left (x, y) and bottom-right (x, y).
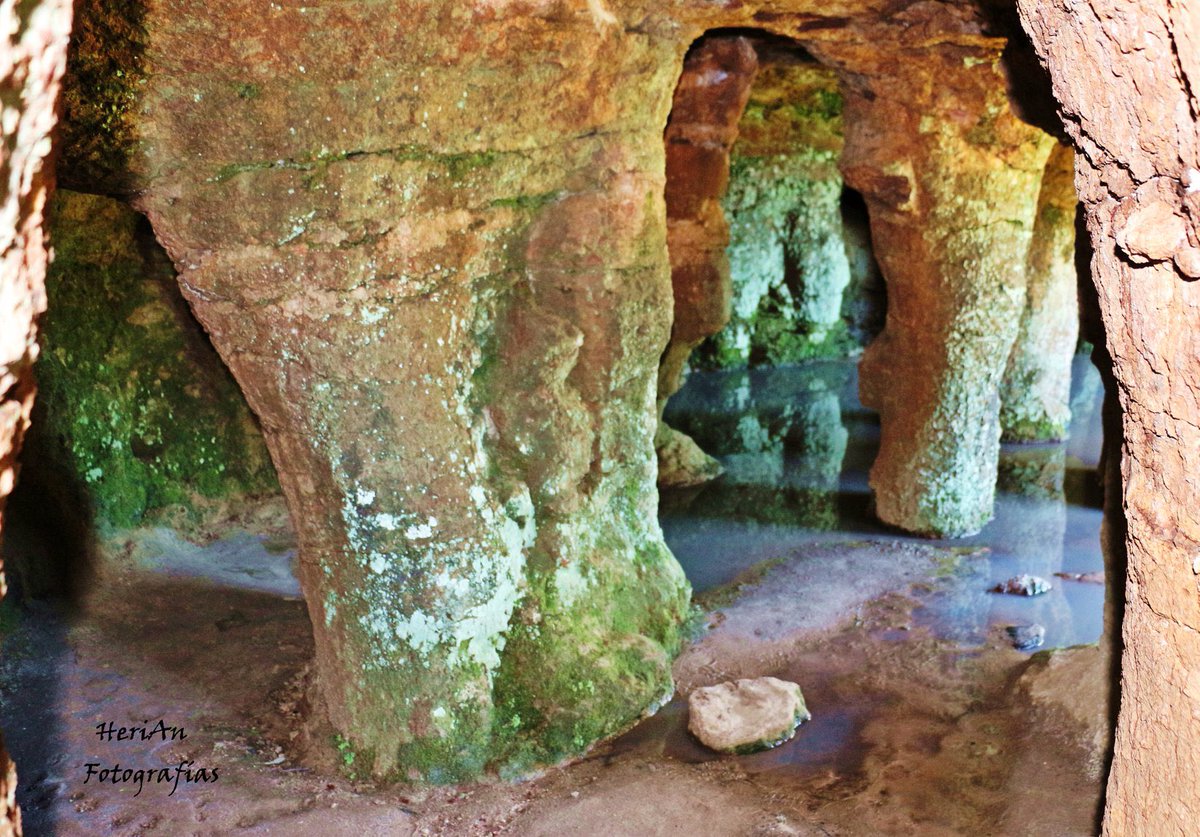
top-left (697, 58), bottom-right (858, 369)
top-left (50, 0), bottom-right (1093, 780)
top-left (15, 191), bottom-right (279, 543)
top-left (0, 0), bottom-right (75, 831)
top-left (1017, 0), bottom-right (1200, 831)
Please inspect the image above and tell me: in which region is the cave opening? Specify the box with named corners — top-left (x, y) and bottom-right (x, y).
top-left (651, 24), bottom-right (1114, 813)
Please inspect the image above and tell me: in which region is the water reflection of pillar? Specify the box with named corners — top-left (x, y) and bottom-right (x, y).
top-left (784, 367), bottom-right (849, 530)
top-left (995, 446), bottom-right (1074, 645)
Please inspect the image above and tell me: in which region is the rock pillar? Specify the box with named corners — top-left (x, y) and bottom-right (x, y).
top-left (63, 2), bottom-right (692, 781)
top-left (656, 36), bottom-right (758, 487)
top-left (1018, 0), bottom-right (1200, 831)
top-left (1001, 141), bottom-right (1080, 442)
top-left (837, 42), bottom-right (1053, 537)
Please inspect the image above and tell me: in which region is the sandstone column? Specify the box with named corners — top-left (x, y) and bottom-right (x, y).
top-left (1018, 0), bottom-right (1200, 831)
top-left (655, 36), bottom-right (757, 487)
top-left (836, 43), bottom-right (1053, 537)
top-left (62, 1), bottom-right (691, 781)
top-left (1000, 141), bottom-right (1080, 442)
top-left (0, 0), bottom-right (75, 831)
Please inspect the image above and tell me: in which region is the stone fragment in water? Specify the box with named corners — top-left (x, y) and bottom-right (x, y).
top-left (687, 676), bottom-right (810, 754)
top-left (1006, 624), bottom-right (1046, 651)
top-left (1053, 571), bottom-right (1105, 585)
top-left (991, 574), bottom-right (1052, 596)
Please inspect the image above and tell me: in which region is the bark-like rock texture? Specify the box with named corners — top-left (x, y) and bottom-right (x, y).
top-left (1018, 0), bottom-right (1200, 832)
top-left (828, 15), bottom-right (1055, 536)
top-left (0, 0), bottom-right (74, 831)
top-left (1001, 142), bottom-right (1080, 442)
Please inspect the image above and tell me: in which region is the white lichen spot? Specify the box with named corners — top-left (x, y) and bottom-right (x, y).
top-left (356, 487), bottom-right (376, 506)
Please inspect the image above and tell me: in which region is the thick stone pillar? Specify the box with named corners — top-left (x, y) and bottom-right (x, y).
top-left (655, 36), bottom-right (757, 487)
top-left (1001, 141), bottom-right (1080, 442)
top-left (1018, 0), bottom-right (1200, 831)
top-left (62, 2), bottom-right (691, 781)
top-left (837, 44), bottom-right (1053, 537)
top-left (0, 0), bottom-right (75, 831)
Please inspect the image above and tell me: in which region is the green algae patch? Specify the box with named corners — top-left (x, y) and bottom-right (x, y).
top-left (25, 191), bottom-right (279, 533)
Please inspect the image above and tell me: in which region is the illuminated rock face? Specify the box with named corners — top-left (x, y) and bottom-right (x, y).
top-left (1001, 142), bottom-right (1080, 443)
top-left (1017, 1), bottom-right (1200, 832)
top-left (49, 0), bottom-right (1088, 780)
top-left (833, 39), bottom-right (1055, 537)
top-left (655, 35), bottom-right (757, 487)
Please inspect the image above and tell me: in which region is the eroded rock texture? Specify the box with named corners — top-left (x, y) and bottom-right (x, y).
top-left (1001, 142), bottom-right (1079, 442)
top-left (55, 0), bottom-right (1082, 780)
top-left (0, 0), bottom-right (74, 831)
top-left (700, 56), bottom-right (856, 368)
top-left (826, 19), bottom-right (1055, 536)
top-left (15, 191), bottom-right (278, 539)
top-left (655, 36), bottom-right (757, 487)
top-left (1018, 0), bottom-right (1200, 831)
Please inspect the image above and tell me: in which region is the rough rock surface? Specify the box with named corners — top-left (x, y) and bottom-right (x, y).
top-left (655, 36), bottom-right (756, 486)
top-left (0, 0), bottom-right (74, 832)
top-left (698, 56), bottom-right (863, 369)
top-left (1001, 142), bottom-right (1080, 442)
top-left (15, 191), bottom-right (278, 539)
top-left (829, 21), bottom-right (1055, 536)
top-left (1017, 0), bottom-right (1200, 831)
top-left (687, 676), bottom-right (809, 753)
top-left (51, 0), bottom-right (1091, 781)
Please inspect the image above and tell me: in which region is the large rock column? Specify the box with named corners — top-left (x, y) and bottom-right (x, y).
top-left (0, 0), bottom-right (74, 832)
top-left (834, 40), bottom-right (1053, 537)
top-left (655, 36), bottom-right (757, 487)
top-left (1018, 0), bottom-right (1200, 831)
top-left (63, 2), bottom-right (692, 781)
top-left (1000, 141), bottom-right (1080, 442)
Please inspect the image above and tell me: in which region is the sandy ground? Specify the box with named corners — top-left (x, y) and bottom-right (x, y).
top-left (0, 528), bottom-right (1108, 836)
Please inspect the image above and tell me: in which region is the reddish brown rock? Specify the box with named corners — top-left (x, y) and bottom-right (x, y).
top-left (656, 36), bottom-right (757, 486)
top-left (827, 28), bottom-right (1054, 537)
top-left (1, 0), bottom-right (75, 831)
top-left (1018, 0), bottom-right (1200, 831)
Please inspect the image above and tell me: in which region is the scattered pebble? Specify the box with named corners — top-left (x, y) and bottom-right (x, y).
top-left (1053, 571), bottom-right (1104, 585)
top-left (1006, 624), bottom-right (1046, 650)
top-left (991, 574), bottom-right (1052, 596)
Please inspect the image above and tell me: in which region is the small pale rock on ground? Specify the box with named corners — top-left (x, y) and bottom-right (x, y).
top-left (687, 676), bottom-right (810, 754)
top-left (992, 574), bottom-right (1052, 596)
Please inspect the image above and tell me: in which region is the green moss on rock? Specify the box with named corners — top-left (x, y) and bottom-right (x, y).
top-left (26, 191), bottom-right (279, 532)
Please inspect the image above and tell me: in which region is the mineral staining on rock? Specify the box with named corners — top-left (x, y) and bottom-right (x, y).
top-left (694, 58), bottom-right (868, 370)
top-left (19, 191), bottom-right (279, 533)
top-left (1000, 143), bottom-right (1080, 443)
top-left (687, 676), bottom-right (810, 754)
top-left (655, 36), bottom-right (758, 487)
top-left (835, 30), bottom-right (1056, 538)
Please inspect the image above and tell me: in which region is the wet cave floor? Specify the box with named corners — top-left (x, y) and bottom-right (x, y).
top-left (0, 357), bottom-right (1108, 836)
